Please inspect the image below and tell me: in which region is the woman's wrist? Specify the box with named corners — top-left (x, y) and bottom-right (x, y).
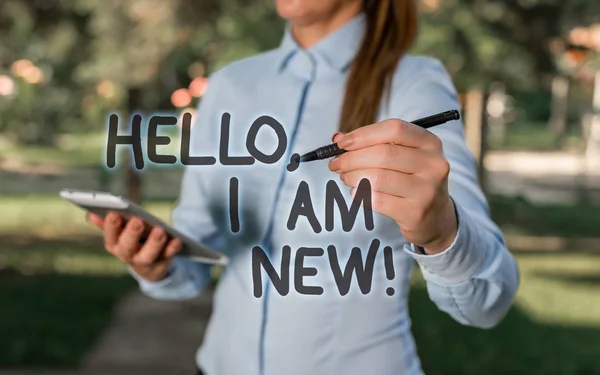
top-left (421, 197), bottom-right (458, 255)
top-left (131, 261), bottom-right (173, 282)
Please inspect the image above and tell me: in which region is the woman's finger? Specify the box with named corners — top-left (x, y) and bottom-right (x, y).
top-left (349, 187), bottom-right (412, 225)
top-left (329, 143), bottom-right (435, 174)
top-left (164, 238), bottom-right (182, 258)
top-left (132, 227), bottom-right (168, 266)
top-left (113, 217), bottom-right (145, 263)
top-left (87, 213), bottom-right (104, 229)
top-left (103, 211), bottom-right (123, 250)
top-left (337, 118), bottom-right (440, 151)
top-left (340, 168), bottom-right (420, 198)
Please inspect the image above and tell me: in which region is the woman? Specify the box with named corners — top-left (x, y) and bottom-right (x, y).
top-left (88, 1), bottom-right (520, 374)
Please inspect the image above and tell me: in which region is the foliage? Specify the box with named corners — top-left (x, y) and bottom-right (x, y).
top-left (1, 0), bottom-right (598, 146)
top-left (415, 0), bottom-right (600, 91)
top-left (0, 0), bottom-right (281, 145)
top-left (0, 0), bottom-right (90, 144)
top-left (415, 1), bottom-right (533, 91)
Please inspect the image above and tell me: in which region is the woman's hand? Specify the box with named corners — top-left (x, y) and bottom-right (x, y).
top-left (329, 118), bottom-right (458, 255)
top-left (87, 212), bottom-right (182, 281)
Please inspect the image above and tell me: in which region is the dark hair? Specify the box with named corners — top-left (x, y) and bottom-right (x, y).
top-left (339, 0), bottom-right (418, 132)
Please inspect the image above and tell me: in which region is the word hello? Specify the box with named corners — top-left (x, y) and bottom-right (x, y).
top-left (106, 112), bottom-right (296, 170)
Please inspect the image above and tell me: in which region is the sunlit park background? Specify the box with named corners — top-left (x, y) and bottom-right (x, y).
top-left (1, 1), bottom-right (600, 374)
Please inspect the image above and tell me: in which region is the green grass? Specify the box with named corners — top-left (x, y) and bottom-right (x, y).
top-left (5, 193), bottom-right (594, 241)
top-left (0, 195), bottom-right (175, 368)
top-left (0, 194), bottom-right (175, 238)
top-left (3, 247), bottom-right (600, 373)
top-left (0, 133), bottom-right (106, 168)
top-left (488, 121), bottom-right (582, 152)
top-left (489, 195), bottom-right (600, 238)
top-left (0, 245), bottom-right (136, 368)
top-left (2, 194), bottom-right (600, 372)
top-left (411, 252), bottom-right (600, 375)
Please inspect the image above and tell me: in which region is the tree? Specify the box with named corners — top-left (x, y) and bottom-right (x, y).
top-left (0, 0), bottom-right (91, 145)
top-left (73, 0), bottom-right (188, 203)
top-left (74, 0), bottom-right (281, 203)
top-left (416, 0), bottom-right (600, 146)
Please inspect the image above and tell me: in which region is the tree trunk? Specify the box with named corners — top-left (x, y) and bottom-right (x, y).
top-left (464, 87), bottom-right (488, 192)
top-left (575, 71), bottom-right (600, 204)
top-left (548, 75), bottom-right (570, 149)
top-left (585, 71), bottom-right (600, 174)
top-left (124, 87), bottom-right (143, 204)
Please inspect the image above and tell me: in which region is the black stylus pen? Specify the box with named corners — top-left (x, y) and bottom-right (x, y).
top-left (298, 109), bottom-right (460, 162)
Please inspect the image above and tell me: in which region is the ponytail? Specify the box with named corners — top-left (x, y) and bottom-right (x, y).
top-left (339, 0), bottom-right (418, 132)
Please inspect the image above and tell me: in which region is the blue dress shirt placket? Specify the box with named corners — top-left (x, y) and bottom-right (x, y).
top-left (258, 50), bottom-right (317, 375)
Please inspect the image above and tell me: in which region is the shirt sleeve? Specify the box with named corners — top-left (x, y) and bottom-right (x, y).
top-left (390, 57), bottom-right (520, 328)
top-left (129, 72), bottom-right (226, 301)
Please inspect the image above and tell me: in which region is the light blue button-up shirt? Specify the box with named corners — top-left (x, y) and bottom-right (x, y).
top-left (130, 14), bottom-right (519, 375)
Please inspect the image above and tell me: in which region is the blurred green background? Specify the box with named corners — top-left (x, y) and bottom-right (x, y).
top-left (1, 1), bottom-right (600, 375)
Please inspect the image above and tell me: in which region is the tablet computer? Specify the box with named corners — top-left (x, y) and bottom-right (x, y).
top-left (59, 188), bottom-right (228, 265)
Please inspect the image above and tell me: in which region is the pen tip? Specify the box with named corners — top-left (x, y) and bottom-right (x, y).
top-left (299, 152), bottom-right (316, 162)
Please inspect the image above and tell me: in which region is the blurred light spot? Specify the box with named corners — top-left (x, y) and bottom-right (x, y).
top-left (11, 59), bottom-right (33, 77)
top-left (128, 1), bottom-right (153, 22)
top-left (570, 28), bottom-right (588, 46)
top-left (421, 0), bottom-right (440, 12)
top-left (592, 26), bottom-right (600, 50)
top-left (96, 80), bottom-right (116, 98)
top-left (487, 98), bottom-right (505, 118)
top-left (171, 88), bottom-right (192, 107)
top-left (569, 24), bottom-right (600, 51)
top-left (0, 75), bottom-right (15, 96)
top-left (189, 77), bottom-right (207, 97)
top-left (188, 62), bottom-right (205, 78)
top-left (21, 65), bottom-right (44, 84)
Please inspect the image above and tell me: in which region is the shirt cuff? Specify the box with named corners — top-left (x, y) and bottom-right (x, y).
top-left (403, 201), bottom-right (485, 286)
top-left (127, 261), bottom-right (188, 294)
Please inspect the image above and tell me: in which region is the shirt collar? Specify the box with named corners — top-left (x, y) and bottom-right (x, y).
top-left (277, 13), bottom-right (366, 74)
